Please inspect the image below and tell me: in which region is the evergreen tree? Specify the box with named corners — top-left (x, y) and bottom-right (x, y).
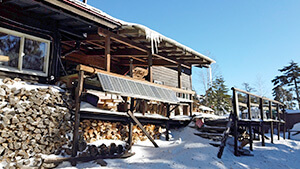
top-left (205, 76), bottom-right (231, 115)
top-left (242, 82), bottom-right (256, 92)
top-left (272, 86), bottom-right (295, 109)
top-left (272, 61), bottom-right (300, 109)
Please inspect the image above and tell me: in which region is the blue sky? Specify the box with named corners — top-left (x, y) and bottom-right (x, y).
top-left (89, 0), bottom-right (300, 98)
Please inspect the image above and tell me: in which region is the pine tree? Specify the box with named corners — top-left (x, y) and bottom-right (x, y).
top-left (272, 86), bottom-right (295, 109)
top-left (205, 76), bottom-right (231, 115)
top-left (272, 61), bottom-right (300, 109)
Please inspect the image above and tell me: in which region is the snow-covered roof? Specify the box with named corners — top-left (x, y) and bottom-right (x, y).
top-left (286, 109), bottom-right (300, 114)
top-left (199, 105), bottom-right (214, 112)
top-left (64, 0), bottom-right (215, 66)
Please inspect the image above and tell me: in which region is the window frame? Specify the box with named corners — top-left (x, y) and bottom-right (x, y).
top-left (0, 27), bottom-right (50, 77)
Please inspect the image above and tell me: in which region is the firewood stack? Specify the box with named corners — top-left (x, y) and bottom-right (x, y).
top-left (79, 119), bottom-right (162, 144)
top-left (132, 67), bottom-right (148, 80)
top-left (86, 90), bottom-right (123, 111)
top-left (0, 78), bottom-right (73, 169)
top-left (75, 142), bottom-right (127, 158)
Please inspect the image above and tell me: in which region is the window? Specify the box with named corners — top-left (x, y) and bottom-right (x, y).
top-left (0, 27), bottom-right (50, 76)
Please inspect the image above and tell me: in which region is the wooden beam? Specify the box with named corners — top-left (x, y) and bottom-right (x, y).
top-left (233, 88), bottom-right (284, 106)
top-left (120, 63), bottom-right (178, 67)
top-left (71, 70), bottom-right (84, 164)
top-left (43, 0), bottom-right (119, 28)
top-left (118, 29), bottom-right (142, 35)
top-left (98, 27), bottom-right (190, 69)
top-left (260, 98), bottom-right (265, 146)
top-left (158, 47), bottom-right (178, 52)
top-left (86, 40), bottom-right (105, 49)
top-left (247, 94), bottom-right (253, 151)
top-left (232, 88), bottom-right (239, 156)
top-left (178, 64), bottom-right (182, 89)
top-left (127, 110), bottom-right (159, 148)
top-left (105, 36), bottom-right (111, 72)
top-left (183, 60), bottom-right (206, 63)
top-left (173, 56), bottom-right (199, 60)
top-left (120, 59), bottom-right (181, 66)
top-left (269, 101), bottom-right (274, 143)
top-left (64, 53), bottom-right (106, 69)
top-left (130, 56), bottom-right (146, 63)
top-left (112, 55), bottom-right (147, 58)
top-left (153, 53), bottom-right (190, 69)
top-left (76, 64), bottom-right (196, 95)
top-left (131, 36), bottom-right (148, 41)
top-left (160, 51), bottom-right (184, 55)
top-left (86, 34), bottom-right (106, 41)
top-left (99, 27), bottom-right (148, 53)
top-left (166, 104), bottom-right (170, 141)
top-left (129, 58), bottom-right (133, 77)
top-left (22, 4), bottom-right (40, 12)
top-left (83, 48), bottom-right (145, 56)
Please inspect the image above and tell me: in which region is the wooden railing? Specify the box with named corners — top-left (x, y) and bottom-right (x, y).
top-left (231, 87), bottom-right (286, 156)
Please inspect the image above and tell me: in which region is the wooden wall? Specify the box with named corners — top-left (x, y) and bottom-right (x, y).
top-left (152, 66), bottom-right (192, 90)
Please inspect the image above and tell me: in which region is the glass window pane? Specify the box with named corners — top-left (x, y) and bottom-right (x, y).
top-left (0, 32), bottom-right (20, 68)
top-left (23, 38), bottom-right (47, 72)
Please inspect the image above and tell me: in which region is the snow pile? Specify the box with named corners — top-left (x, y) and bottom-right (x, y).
top-left (289, 122), bottom-right (300, 141)
top-left (56, 125), bottom-right (300, 169)
top-left (193, 112), bottom-right (227, 120)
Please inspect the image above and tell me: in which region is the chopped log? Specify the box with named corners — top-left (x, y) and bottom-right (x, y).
top-left (43, 152), bottom-right (136, 163)
top-left (0, 78), bottom-right (73, 168)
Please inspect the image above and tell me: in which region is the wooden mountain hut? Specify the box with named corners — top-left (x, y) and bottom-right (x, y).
top-left (0, 0), bottom-right (216, 162)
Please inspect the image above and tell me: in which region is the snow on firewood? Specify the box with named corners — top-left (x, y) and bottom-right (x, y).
top-left (0, 78), bottom-right (73, 169)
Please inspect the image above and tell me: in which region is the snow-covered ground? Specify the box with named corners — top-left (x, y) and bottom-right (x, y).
top-left (57, 123), bottom-right (300, 169)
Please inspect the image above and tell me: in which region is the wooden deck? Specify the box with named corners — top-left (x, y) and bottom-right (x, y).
top-left (80, 102), bottom-right (191, 127)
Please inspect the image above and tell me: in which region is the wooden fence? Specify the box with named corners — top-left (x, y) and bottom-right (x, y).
top-left (231, 87), bottom-right (286, 156)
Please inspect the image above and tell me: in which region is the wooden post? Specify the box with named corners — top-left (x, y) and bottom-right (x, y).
top-left (232, 88), bottom-right (239, 156)
top-left (283, 106), bottom-right (286, 139)
top-left (147, 52), bottom-right (153, 82)
top-left (277, 104), bottom-right (280, 140)
top-left (269, 101), bottom-right (274, 143)
top-left (217, 113), bottom-right (233, 158)
top-left (105, 35), bottom-right (111, 72)
top-left (71, 70), bottom-right (84, 165)
top-left (129, 58), bottom-right (133, 77)
top-left (259, 98), bottom-right (265, 146)
top-left (178, 64), bottom-right (182, 89)
top-left (166, 104), bottom-right (170, 141)
top-left (183, 105), bottom-right (188, 115)
top-left (141, 100), bottom-right (147, 115)
top-left (177, 64), bottom-right (182, 98)
top-left (189, 101), bottom-right (193, 117)
top-left (127, 97), bottom-right (134, 150)
top-left (247, 94), bottom-right (253, 151)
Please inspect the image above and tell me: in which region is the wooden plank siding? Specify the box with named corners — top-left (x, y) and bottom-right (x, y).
top-left (152, 66), bottom-right (192, 90)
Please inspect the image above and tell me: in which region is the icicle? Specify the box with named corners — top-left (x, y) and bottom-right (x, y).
top-left (145, 27), bottom-right (161, 54)
top-left (151, 38), bottom-right (155, 54)
top-left (155, 39), bottom-right (159, 54)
